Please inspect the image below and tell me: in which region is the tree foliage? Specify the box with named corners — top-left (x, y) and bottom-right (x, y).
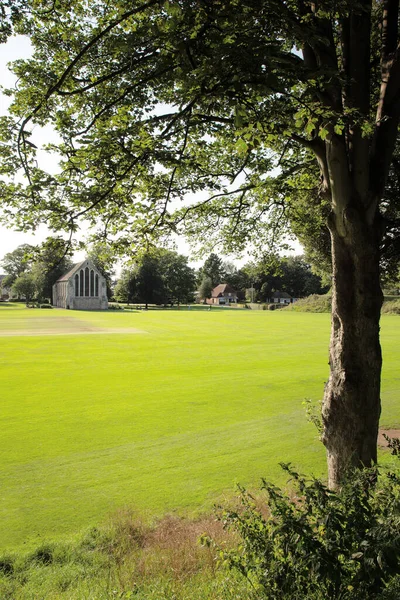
top-left (1, 238), bottom-right (73, 301)
top-left (198, 253), bottom-right (226, 287)
top-left (31, 237), bottom-right (73, 301)
top-left (0, 0), bottom-right (397, 261)
top-left (158, 250), bottom-right (196, 304)
top-left (0, 1), bottom-right (27, 44)
top-left (241, 254), bottom-right (327, 300)
top-left (217, 460), bottom-right (400, 599)
top-left (198, 275), bottom-right (213, 302)
top-left (115, 249), bottom-right (195, 306)
top-left (11, 271), bottom-right (36, 301)
top-left (0, 244), bottom-right (35, 286)
top-left (114, 267), bottom-right (137, 304)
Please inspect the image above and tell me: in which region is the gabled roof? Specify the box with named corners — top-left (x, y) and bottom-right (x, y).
top-left (272, 290), bottom-right (292, 299)
top-left (56, 260), bottom-right (86, 282)
top-left (56, 259), bottom-right (102, 283)
top-left (211, 283), bottom-right (237, 297)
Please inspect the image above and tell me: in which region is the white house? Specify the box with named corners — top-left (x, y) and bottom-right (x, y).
top-left (52, 259), bottom-right (108, 310)
top-left (270, 291), bottom-right (292, 305)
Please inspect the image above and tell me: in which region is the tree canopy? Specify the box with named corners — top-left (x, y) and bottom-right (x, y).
top-left (115, 249), bottom-right (196, 306)
top-left (198, 253), bottom-right (226, 287)
top-left (11, 272), bottom-right (36, 301)
top-left (1, 238), bottom-right (73, 301)
top-left (0, 243), bottom-right (35, 286)
top-left (242, 254), bottom-right (328, 301)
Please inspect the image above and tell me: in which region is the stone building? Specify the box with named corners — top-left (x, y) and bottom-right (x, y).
top-left (52, 259), bottom-right (108, 310)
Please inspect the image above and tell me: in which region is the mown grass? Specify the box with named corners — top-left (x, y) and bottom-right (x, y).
top-left (0, 305), bottom-right (398, 555)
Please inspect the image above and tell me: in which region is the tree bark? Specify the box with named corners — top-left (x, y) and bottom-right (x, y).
top-left (322, 204), bottom-right (383, 488)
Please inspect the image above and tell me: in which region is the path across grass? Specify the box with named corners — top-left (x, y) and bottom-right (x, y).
top-left (1, 306), bottom-right (398, 550)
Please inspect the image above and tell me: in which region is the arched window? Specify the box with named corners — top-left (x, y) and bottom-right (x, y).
top-left (79, 269), bottom-right (84, 296)
top-left (90, 270), bottom-right (94, 296)
top-left (74, 273), bottom-right (79, 296)
top-left (95, 274), bottom-right (99, 297)
top-left (85, 267), bottom-right (89, 296)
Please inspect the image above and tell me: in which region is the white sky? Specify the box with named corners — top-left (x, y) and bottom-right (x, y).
top-left (0, 35), bottom-right (302, 270)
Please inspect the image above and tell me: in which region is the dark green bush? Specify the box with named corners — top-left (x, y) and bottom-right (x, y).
top-left (217, 460), bottom-right (400, 599)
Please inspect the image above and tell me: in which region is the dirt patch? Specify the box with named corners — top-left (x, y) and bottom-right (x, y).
top-left (378, 428), bottom-right (400, 448)
top-left (0, 327), bottom-right (146, 337)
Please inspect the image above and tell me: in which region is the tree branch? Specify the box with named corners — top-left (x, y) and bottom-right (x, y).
top-left (17, 0), bottom-right (160, 188)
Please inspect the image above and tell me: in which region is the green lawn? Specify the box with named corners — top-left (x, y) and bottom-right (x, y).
top-left (0, 306), bottom-right (398, 550)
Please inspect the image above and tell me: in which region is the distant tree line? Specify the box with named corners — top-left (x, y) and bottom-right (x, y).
top-left (0, 239), bottom-right (73, 302)
top-left (197, 252), bottom-right (329, 303)
top-left (1, 240), bottom-right (330, 306)
top-left (114, 250), bottom-right (196, 308)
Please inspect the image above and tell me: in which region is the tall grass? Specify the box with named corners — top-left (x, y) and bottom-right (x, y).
top-left (0, 511), bottom-right (253, 599)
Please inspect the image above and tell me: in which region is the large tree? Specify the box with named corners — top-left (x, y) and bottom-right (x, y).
top-left (198, 253), bottom-right (226, 287)
top-left (114, 267), bottom-right (137, 304)
top-left (158, 249), bottom-right (196, 304)
top-left (133, 253), bottom-right (165, 309)
top-left (2, 0), bottom-right (400, 486)
top-left (115, 249), bottom-right (195, 305)
top-left (0, 244), bottom-right (35, 287)
top-left (31, 237), bottom-right (73, 301)
top-left (11, 272), bottom-right (36, 302)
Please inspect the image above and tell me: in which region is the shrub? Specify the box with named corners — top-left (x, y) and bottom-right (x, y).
top-left (284, 294), bottom-right (332, 312)
top-left (108, 304), bottom-right (124, 310)
top-left (40, 304), bottom-right (53, 309)
top-left (216, 459), bottom-right (400, 599)
top-left (382, 300), bottom-right (400, 315)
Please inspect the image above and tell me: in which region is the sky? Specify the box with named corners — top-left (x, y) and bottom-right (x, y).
top-left (0, 34), bottom-right (302, 270)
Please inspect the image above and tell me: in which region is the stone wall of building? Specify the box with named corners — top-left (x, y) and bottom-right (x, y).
top-left (71, 297), bottom-right (108, 310)
top-left (52, 260), bottom-right (108, 310)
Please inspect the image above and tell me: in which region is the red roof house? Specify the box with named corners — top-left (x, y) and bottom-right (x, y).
top-left (206, 283), bottom-right (238, 305)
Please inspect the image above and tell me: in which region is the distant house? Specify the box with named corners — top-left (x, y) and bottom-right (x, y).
top-left (0, 275), bottom-right (10, 300)
top-left (52, 259), bottom-right (108, 310)
top-left (207, 283), bottom-right (238, 305)
top-left (270, 291), bottom-right (292, 305)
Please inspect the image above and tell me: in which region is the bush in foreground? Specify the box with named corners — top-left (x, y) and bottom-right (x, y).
top-left (217, 455), bottom-right (400, 599)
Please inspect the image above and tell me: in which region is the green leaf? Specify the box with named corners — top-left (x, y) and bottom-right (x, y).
top-left (319, 127), bottom-right (328, 141)
top-left (235, 138), bottom-right (248, 155)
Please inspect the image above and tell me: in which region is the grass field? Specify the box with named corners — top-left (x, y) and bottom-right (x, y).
top-left (1, 304), bottom-right (399, 551)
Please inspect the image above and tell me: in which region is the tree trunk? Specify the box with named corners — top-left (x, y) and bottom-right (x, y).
top-left (322, 205), bottom-right (383, 488)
